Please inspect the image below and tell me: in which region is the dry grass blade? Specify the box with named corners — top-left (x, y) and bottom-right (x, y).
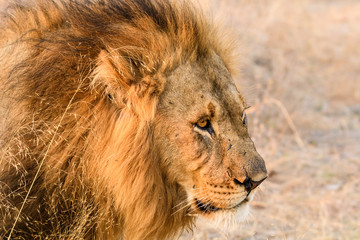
top-left (263, 97), bottom-right (305, 149)
top-left (7, 79), bottom-right (85, 239)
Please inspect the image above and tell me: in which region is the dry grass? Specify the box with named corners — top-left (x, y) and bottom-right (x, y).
top-left (181, 0), bottom-right (360, 239)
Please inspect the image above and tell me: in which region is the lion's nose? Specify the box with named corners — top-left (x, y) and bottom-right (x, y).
top-left (234, 176), bottom-right (267, 192)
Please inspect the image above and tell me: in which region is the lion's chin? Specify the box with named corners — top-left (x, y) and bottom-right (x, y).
top-left (188, 199), bottom-right (250, 232)
top-left (188, 193), bottom-right (255, 231)
top-left (193, 201), bottom-right (250, 232)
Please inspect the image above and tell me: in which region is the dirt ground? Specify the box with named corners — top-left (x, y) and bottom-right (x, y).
top-left (180, 0), bottom-right (360, 239)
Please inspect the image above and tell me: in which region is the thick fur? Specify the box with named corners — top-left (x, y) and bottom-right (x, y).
top-left (0, 0), bottom-right (266, 239)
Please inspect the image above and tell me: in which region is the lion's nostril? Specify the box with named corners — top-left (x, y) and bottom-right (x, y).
top-left (249, 177), bottom-right (266, 190)
top-left (234, 177), bottom-right (267, 192)
top-left (242, 178), bottom-right (253, 192)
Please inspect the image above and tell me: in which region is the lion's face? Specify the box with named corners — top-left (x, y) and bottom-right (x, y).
top-left (156, 54), bottom-right (267, 222)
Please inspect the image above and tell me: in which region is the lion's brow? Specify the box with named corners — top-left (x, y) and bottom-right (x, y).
top-left (207, 102), bottom-right (216, 117)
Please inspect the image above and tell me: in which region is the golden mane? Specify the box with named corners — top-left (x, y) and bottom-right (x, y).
top-left (0, 0), bottom-right (240, 239)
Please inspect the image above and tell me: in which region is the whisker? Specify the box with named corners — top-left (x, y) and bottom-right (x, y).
top-left (171, 194), bottom-right (211, 216)
top-left (171, 187), bottom-right (210, 210)
top-left (186, 192), bottom-right (217, 215)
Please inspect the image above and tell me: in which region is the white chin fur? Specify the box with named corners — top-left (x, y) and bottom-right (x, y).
top-left (205, 202), bottom-right (249, 232)
top-left (195, 192), bottom-right (255, 233)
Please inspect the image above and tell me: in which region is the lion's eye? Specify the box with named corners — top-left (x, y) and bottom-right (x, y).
top-left (195, 119), bottom-right (214, 135)
top-left (197, 119), bottom-right (209, 128)
top-left (241, 112), bottom-right (247, 126)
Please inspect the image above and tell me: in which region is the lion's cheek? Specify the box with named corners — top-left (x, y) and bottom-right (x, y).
top-left (158, 136), bottom-right (207, 184)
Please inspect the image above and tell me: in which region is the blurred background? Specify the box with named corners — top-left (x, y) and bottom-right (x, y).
top-left (182, 0), bottom-right (360, 239)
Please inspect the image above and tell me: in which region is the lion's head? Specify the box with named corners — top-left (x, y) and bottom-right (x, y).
top-left (0, 0), bottom-right (266, 239)
top-left (156, 56), bottom-right (267, 222)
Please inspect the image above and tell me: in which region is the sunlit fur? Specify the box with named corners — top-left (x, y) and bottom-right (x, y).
top-left (0, 0), bottom-right (266, 239)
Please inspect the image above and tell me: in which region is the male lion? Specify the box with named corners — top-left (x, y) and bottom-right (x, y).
top-left (0, 0), bottom-right (267, 239)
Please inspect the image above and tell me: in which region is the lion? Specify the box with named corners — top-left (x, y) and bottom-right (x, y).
top-left (0, 0), bottom-right (267, 239)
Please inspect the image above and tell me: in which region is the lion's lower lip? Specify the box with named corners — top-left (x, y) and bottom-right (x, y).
top-left (195, 198), bottom-right (220, 213)
top-left (194, 198), bottom-right (248, 213)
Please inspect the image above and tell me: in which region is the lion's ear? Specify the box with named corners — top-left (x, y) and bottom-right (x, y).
top-left (95, 50), bottom-right (132, 92)
top-left (94, 49), bottom-right (141, 108)
top-left (94, 50), bottom-right (165, 115)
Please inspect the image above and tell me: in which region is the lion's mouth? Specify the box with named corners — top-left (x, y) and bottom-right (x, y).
top-left (194, 197), bottom-right (249, 213)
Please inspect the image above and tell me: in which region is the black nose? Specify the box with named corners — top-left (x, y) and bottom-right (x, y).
top-left (234, 177), bottom-right (267, 192)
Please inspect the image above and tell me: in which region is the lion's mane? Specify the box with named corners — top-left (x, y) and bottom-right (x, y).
top-left (0, 0), bottom-right (236, 239)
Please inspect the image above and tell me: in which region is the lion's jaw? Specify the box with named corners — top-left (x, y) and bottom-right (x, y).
top-left (186, 187), bottom-right (254, 227)
top-left (191, 191), bottom-right (254, 232)
top-left (156, 55), bottom-right (267, 227)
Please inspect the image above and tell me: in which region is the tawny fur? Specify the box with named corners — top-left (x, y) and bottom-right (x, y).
top-left (0, 0), bottom-right (267, 239)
